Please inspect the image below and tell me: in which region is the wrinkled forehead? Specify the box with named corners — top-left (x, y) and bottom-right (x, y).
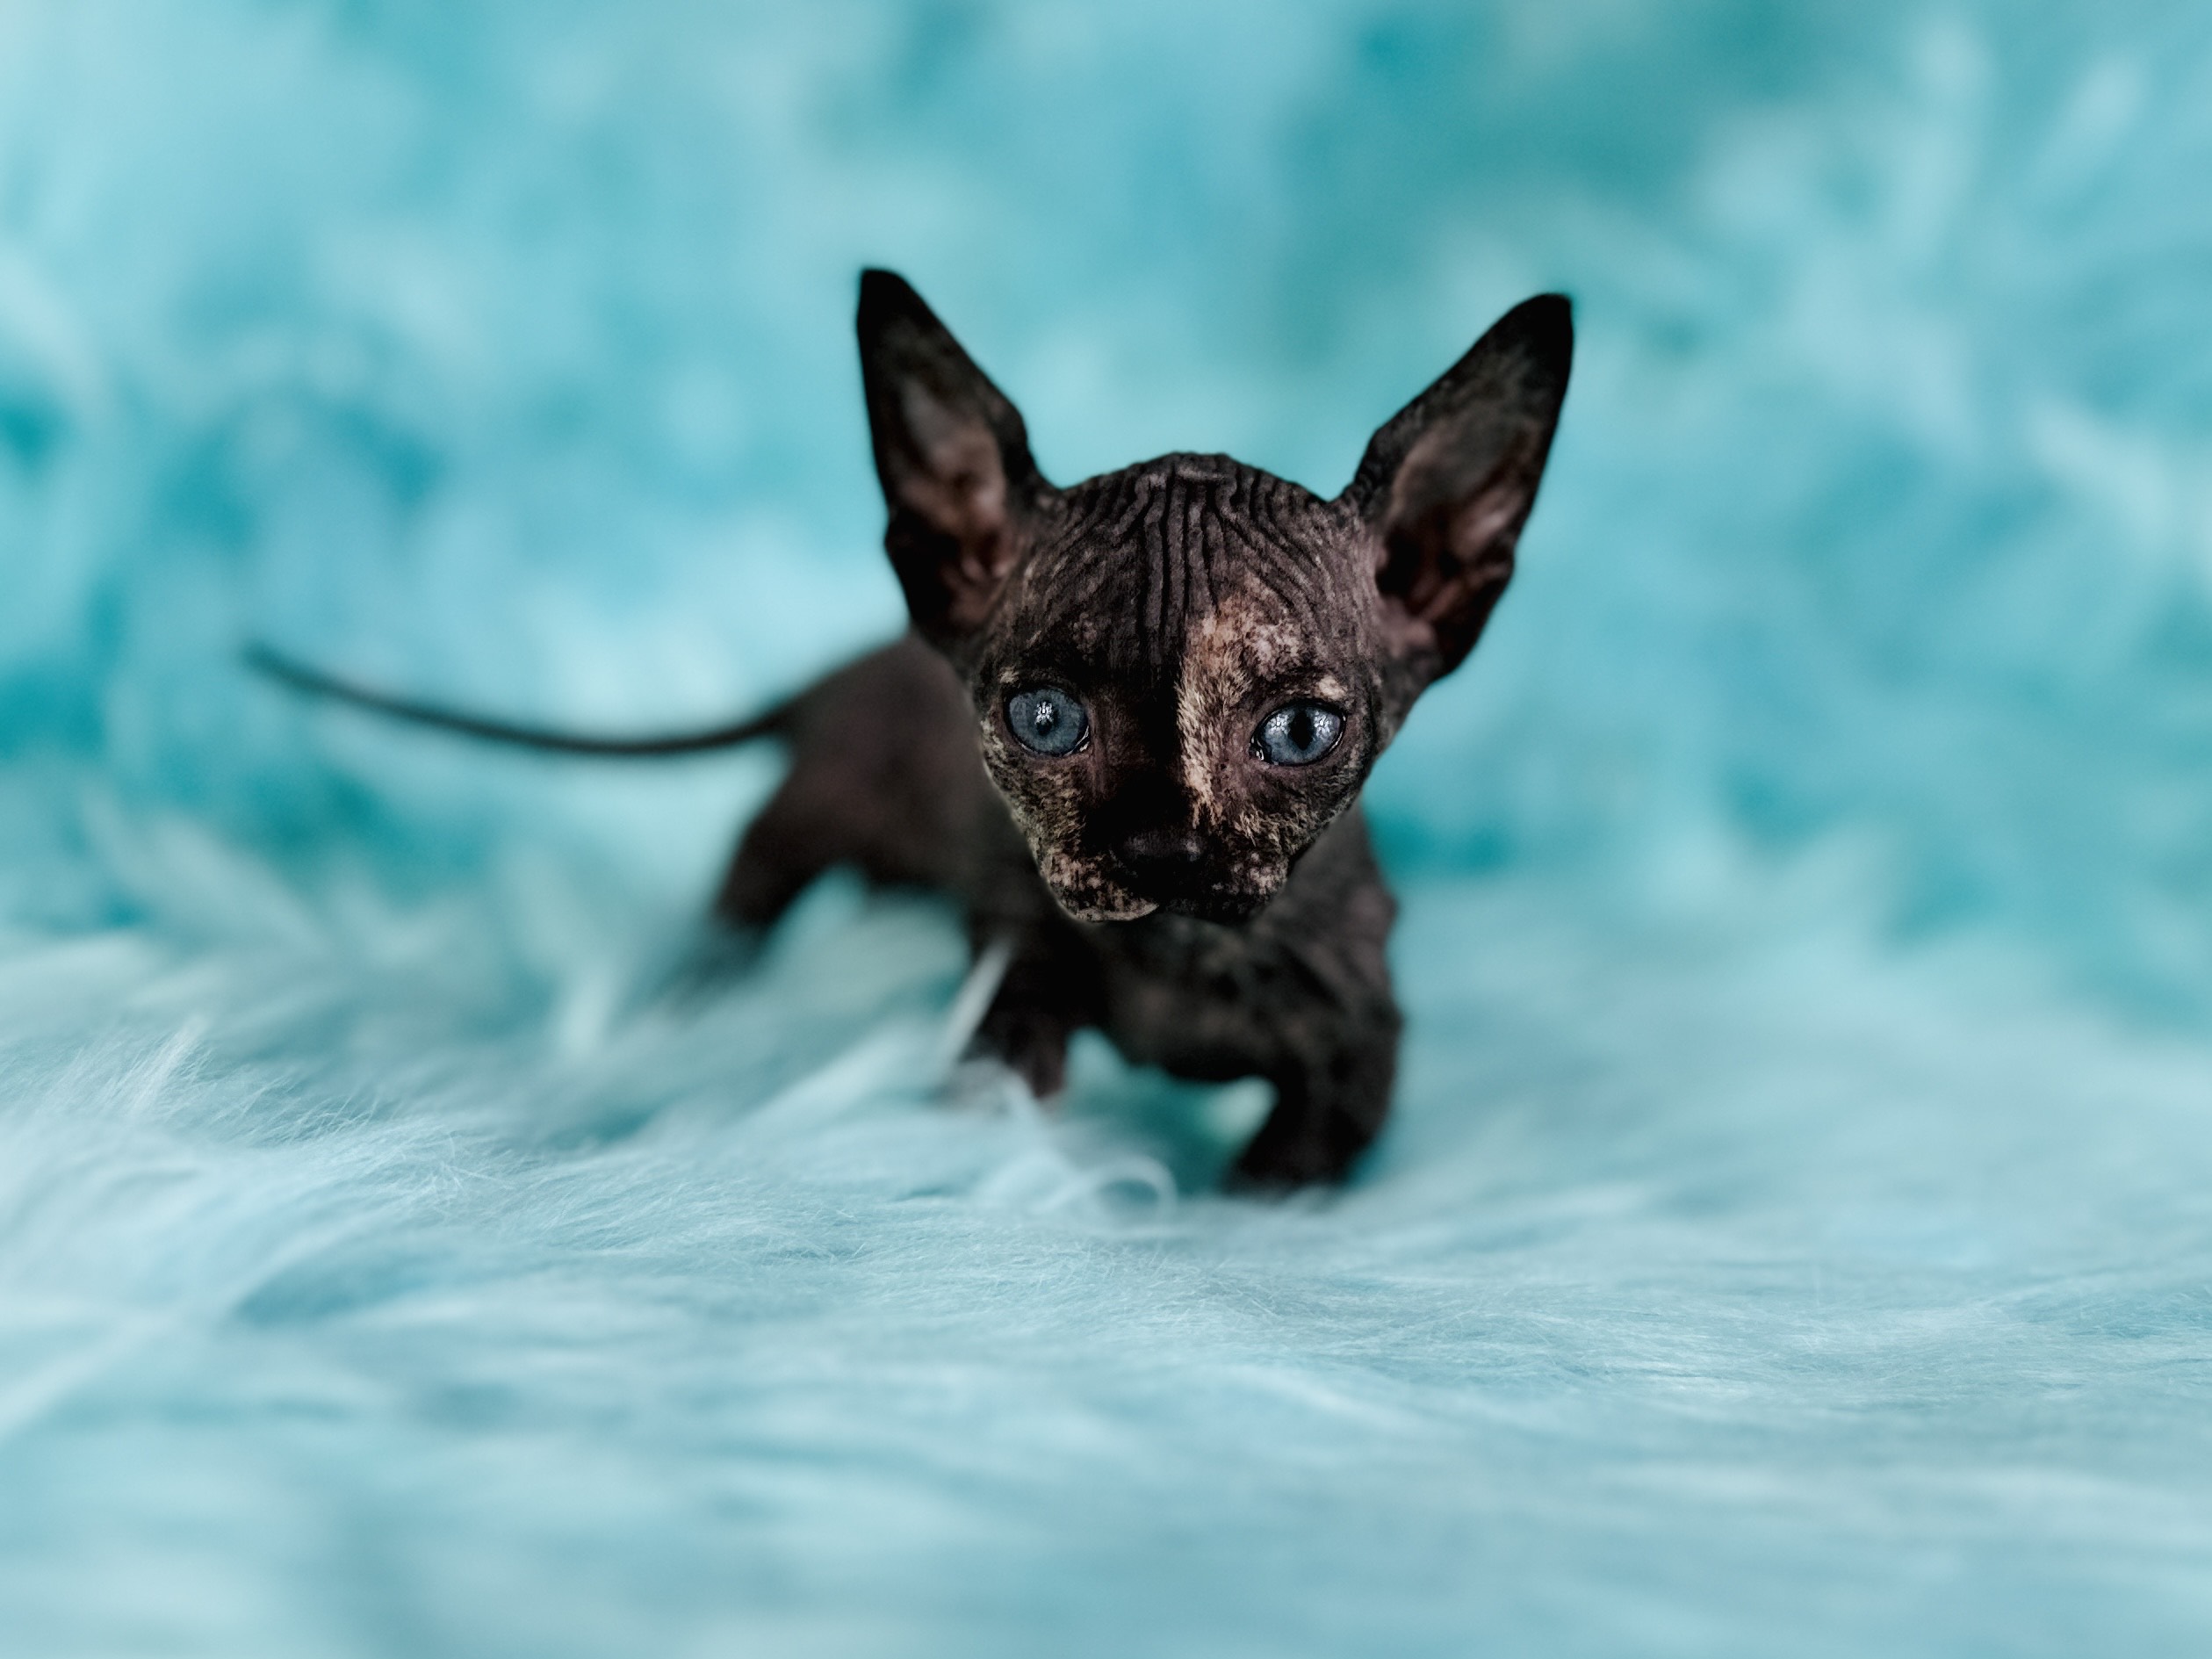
top-left (1003, 457), bottom-right (1358, 686)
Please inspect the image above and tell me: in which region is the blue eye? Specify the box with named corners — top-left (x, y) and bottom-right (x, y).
top-left (1254, 702), bottom-right (1344, 766)
top-left (1005, 687), bottom-right (1090, 756)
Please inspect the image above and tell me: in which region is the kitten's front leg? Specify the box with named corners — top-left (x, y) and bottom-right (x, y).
top-left (968, 932), bottom-right (1104, 1100)
top-left (1227, 990), bottom-right (1402, 1190)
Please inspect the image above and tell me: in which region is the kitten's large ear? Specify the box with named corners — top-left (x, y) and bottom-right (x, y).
top-left (859, 269), bottom-right (1048, 646)
top-left (1343, 294), bottom-right (1572, 682)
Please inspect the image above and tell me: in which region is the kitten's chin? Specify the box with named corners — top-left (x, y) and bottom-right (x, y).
top-left (1160, 890), bottom-right (1273, 926)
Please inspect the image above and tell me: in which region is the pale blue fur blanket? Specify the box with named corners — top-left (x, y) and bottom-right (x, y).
top-left (4, 4), bottom-right (2211, 1653)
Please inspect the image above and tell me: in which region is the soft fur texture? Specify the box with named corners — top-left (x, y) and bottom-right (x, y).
top-left (5, 2), bottom-right (2212, 1654)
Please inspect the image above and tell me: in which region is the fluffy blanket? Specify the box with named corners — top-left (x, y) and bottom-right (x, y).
top-left (4, 3), bottom-right (2210, 1653)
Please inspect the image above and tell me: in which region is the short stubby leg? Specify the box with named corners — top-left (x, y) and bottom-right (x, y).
top-left (969, 938), bottom-right (1104, 1100)
top-left (1227, 1000), bottom-right (1402, 1190)
top-left (662, 790), bottom-right (851, 1005)
top-left (712, 785), bottom-right (851, 934)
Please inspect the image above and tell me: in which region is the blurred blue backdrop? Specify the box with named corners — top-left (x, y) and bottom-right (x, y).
top-left (5, 4), bottom-right (2212, 1655)
top-left (4, 0), bottom-right (2208, 1004)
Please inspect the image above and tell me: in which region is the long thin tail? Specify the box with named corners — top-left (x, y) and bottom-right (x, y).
top-left (246, 644), bottom-right (789, 756)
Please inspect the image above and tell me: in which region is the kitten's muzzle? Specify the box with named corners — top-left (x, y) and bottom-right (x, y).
top-left (1112, 830), bottom-right (1270, 924)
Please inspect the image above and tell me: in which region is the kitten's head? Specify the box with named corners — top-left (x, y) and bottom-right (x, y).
top-left (858, 270), bottom-right (1571, 925)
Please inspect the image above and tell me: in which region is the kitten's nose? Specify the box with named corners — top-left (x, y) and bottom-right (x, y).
top-left (1115, 828), bottom-right (1207, 889)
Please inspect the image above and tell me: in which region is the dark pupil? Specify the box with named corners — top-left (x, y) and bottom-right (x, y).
top-left (1028, 699), bottom-right (1062, 738)
top-left (1286, 709), bottom-right (1315, 751)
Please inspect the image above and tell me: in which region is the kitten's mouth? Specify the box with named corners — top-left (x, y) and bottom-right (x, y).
top-left (1050, 882), bottom-right (1267, 927)
top-left (1032, 840), bottom-right (1278, 927)
top-left (1109, 849), bottom-right (1278, 926)
top-left (1032, 849), bottom-right (1160, 923)
top-left (1053, 890), bottom-right (1159, 924)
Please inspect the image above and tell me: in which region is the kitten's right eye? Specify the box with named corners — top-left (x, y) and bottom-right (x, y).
top-left (1005, 687), bottom-right (1090, 757)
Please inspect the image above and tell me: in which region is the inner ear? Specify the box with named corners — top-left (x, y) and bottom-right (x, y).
top-left (1344, 293), bottom-right (1573, 680)
top-left (859, 270), bottom-right (1049, 646)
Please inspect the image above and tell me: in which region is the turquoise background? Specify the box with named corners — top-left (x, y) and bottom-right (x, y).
top-left (4, 4), bottom-right (2212, 1654)
top-left (5, 2), bottom-right (2208, 1008)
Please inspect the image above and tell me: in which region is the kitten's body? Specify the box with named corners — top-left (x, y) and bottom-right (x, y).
top-left (258, 270), bottom-right (1570, 1187)
top-left (718, 631), bottom-right (1398, 1186)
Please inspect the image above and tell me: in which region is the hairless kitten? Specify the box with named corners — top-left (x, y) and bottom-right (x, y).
top-left (256, 270), bottom-right (1573, 1187)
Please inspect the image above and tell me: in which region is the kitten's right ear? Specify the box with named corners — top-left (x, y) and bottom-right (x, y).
top-left (858, 270), bottom-right (1048, 646)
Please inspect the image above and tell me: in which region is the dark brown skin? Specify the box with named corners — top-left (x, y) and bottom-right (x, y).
top-left (254, 270), bottom-right (1573, 1188)
top-left (705, 632), bottom-right (1401, 1186)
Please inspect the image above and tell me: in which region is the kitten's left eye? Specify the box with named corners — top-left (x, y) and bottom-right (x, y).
top-left (1253, 702), bottom-right (1344, 766)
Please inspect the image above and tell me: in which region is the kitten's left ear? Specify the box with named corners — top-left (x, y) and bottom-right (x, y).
top-left (1343, 294), bottom-right (1573, 682)
top-left (858, 269), bottom-right (1050, 646)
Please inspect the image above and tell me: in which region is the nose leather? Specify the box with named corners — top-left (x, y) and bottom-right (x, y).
top-left (1114, 829), bottom-right (1211, 898)
top-left (1117, 829), bottom-right (1206, 869)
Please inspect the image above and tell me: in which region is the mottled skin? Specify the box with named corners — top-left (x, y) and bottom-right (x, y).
top-left (710, 631), bottom-right (1401, 1185)
top-left (257, 270), bottom-right (1572, 1188)
top-left (722, 272), bottom-right (1572, 1187)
